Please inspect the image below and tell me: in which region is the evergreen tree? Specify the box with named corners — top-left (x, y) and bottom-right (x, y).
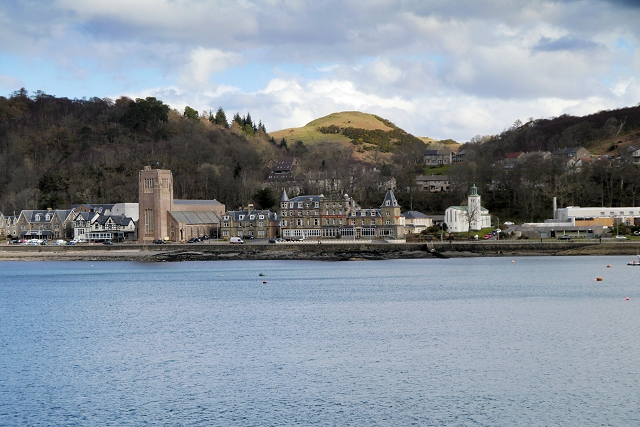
top-left (183, 106), bottom-right (199, 120)
top-left (214, 107), bottom-right (229, 128)
top-left (233, 112), bottom-right (243, 126)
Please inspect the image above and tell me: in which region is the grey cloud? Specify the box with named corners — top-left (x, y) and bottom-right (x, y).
top-left (533, 36), bottom-right (602, 52)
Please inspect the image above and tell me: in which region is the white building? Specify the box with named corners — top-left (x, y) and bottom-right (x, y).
top-left (555, 206), bottom-right (640, 225)
top-left (403, 211), bottom-right (433, 235)
top-left (445, 185), bottom-right (492, 232)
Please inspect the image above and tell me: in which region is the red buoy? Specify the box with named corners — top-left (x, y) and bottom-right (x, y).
top-left (626, 297), bottom-right (630, 301)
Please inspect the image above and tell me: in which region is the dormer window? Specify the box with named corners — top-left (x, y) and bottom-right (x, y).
top-left (45, 214), bottom-right (51, 221)
top-left (297, 202), bottom-right (303, 208)
top-left (239, 215), bottom-right (245, 220)
top-left (35, 214), bottom-right (41, 221)
top-left (259, 215), bottom-right (264, 219)
top-left (386, 201), bottom-right (390, 206)
top-left (249, 215), bottom-right (255, 220)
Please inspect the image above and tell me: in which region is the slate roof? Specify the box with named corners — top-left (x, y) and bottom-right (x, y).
top-left (95, 215), bottom-right (134, 226)
top-left (225, 210), bottom-right (278, 221)
top-left (169, 211), bottom-right (221, 224)
top-left (174, 199), bottom-right (223, 206)
top-left (380, 189), bottom-right (400, 208)
top-left (402, 210), bottom-right (430, 219)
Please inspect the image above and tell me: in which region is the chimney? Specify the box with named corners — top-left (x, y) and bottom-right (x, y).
top-left (247, 203), bottom-right (254, 214)
top-left (553, 197), bottom-right (557, 220)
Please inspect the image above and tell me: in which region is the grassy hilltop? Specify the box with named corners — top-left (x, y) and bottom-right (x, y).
top-left (269, 111), bottom-right (455, 162)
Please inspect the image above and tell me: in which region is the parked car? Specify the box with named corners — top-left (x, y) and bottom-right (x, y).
top-left (152, 239), bottom-right (169, 244)
top-left (8, 239), bottom-right (20, 244)
top-left (230, 237), bottom-right (244, 244)
top-left (103, 240), bottom-right (113, 245)
top-left (558, 235), bottom-right (572, 240)
top-left (483, 234), bottom-right (493, 240)
top-left (66, 241), bottom-right (76, 245)
top-left (615, 235), bottom-right (627, 240)
top-left (268, 239), bottom-right (276, 244)
top-left (504, 221), bottom-right (514, 226)
top-left (187, 237), bottom-right (199, 243)
top-left (51, 240), bottom-right (66, 245)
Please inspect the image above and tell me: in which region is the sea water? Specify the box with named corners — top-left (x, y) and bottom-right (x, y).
top-left (1, 257), bottom-right (640, 426)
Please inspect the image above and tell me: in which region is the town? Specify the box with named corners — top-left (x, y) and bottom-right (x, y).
top-left (2, 147), bottom-right (639, 245)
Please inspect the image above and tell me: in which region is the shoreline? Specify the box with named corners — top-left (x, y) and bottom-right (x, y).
top-left (1, 241), bottom-right (638, 261)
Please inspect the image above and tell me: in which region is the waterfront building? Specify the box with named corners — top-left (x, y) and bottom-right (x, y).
top-left (445, 185), bottom-right (491, 232)
top-left (15, 209), bottom-right (75, 240)
top-left (138, 166), bottom-right (225, 243)
top-left (402, 210), bottom-right (433, 235)
top-left (72, 211), bottom-right (136, 242)
top-left (221, 205), bottom-right (279, 239)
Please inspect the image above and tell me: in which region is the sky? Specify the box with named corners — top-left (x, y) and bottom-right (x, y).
top-left (1, 0), bottom-right (639, 141)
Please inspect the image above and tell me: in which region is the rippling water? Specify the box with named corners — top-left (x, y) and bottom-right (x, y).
top-left (1, 257), bottom-right (640, 426)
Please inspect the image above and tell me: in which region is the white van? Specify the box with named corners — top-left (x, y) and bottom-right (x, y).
top-left (230, 237), bottom-right (244, 244)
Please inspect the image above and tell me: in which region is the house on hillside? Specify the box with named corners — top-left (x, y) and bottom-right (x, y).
top-left (627, 146), bottom-right (640, 164)
top-left (551, 147), bottom-right (590, 161)
top-left (416, 175), bottom-right (451, 192)
top-left (424, 149), bottom-right (454, 166)
top-left (453, 149), bottom-right (467, 163)
top-left (500, 151), bottom-right (524, 168)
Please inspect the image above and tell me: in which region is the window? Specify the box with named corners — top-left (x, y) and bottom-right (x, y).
top-left (258, 221), bottom-right (264, 227)
top-left (314, 202), bottom-right (319, 208)
top-left (314, 218), bottom-right (320, 226)
top-left (282, 220), bottom-right (287, 226)
top-left (259, 215), bottom-right (264, 219)
top-left (297, 219), bottom-right (303, 226)
top-left (145, 178), bottom-right (154, 189)
top-left (239, 215), bottom-right (244, 220)
top-left (298, 202), bottom-right (303, 208)
top-left (145, 209), bottom-right (154, 234)
top-left (386, 220), bottom-right (391, 225)
top-left (223, 222), bottom-right (229, 227)
top-left (282, 211), bottom-right (287, 216)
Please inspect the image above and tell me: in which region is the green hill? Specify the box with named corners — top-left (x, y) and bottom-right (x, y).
top-left (270, 111), bottom-right (428, 154)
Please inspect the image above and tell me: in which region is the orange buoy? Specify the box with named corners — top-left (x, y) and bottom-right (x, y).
top-left (607, 265), bottom-right (611, 268)
top-left (263, 280), bottom-right (267, 284)
top-left (596, 277), bottom-right (603, 281)
top-left (511, 260), bottom-right (515, 263)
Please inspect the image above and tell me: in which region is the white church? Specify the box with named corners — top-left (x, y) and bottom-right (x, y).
top-left (444, 184), bottom-right (492, 232)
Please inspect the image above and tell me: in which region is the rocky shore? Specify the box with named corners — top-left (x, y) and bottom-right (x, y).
top-left (1, 240), bottom-right (638, 262)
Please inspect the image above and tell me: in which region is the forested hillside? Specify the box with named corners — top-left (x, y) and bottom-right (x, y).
top-left (452, 105), bottom-right (640, 222)
top-left (2, 88), bottom-right (640, 224)
top-left (0, 89), bottom-right (278, 213)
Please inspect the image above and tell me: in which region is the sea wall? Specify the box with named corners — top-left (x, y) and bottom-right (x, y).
top-left (2, 240), bottom-right (638, 261)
